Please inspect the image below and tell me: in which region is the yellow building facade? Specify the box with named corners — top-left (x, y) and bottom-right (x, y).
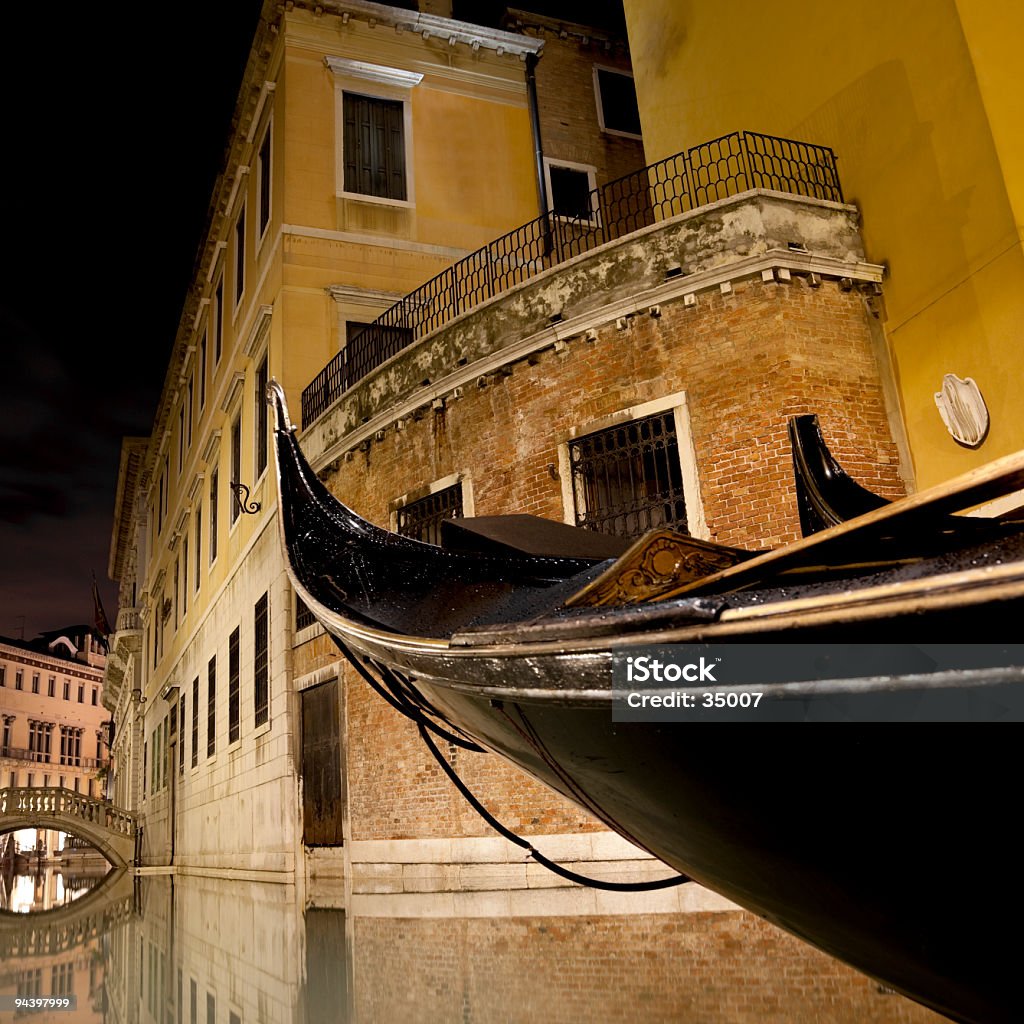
top-left (104, 1), bottom-right (557, 873)
top-left (622, 0), bottom-right (1024, 490)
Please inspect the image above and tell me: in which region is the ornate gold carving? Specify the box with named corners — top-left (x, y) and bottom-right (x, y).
top-left (565, 529), bottom-right (753, 608)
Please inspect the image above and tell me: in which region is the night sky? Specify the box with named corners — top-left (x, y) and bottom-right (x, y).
top-left (0, 6), bottom-right (263, 639)
top-left (0, 2), bottom-right (626, 641)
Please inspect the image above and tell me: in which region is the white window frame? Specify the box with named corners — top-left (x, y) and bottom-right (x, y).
top-left (543, 157), bottom-right (599, 225)
top-left (326, 56), bottom-right (421, 209)
top-left (592, 64), bottom-right (643, 141)
top-left (556, 389), bottom-right (707, 540)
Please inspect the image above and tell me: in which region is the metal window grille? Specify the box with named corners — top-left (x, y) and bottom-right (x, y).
top-left (191, 677), bottom-right (199, 768)
top-left (343, 93), bottom-right (406, 201)
top-left (569, 411), bottom-right (688, 539)
top-left (295, 593), bottom-right (315, 632)
top-left (256, 354), bottom-right (269, 477)
top-left (254, 593), bottom-right (269, 728)
top-left (396, 484), bottom-right (463, 546)
top-left (207, 657), bottom-right (216, 759)
top-left (228, 627), bottom-right (240, 744)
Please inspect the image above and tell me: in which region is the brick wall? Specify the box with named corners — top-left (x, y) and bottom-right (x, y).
top-left (295, 272), bottom-right (903, 843)
top-left (352, 911), bottom-right (946, 1023)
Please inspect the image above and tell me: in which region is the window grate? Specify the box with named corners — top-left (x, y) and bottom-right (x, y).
top-left (295, 594), bottom-right (316, 632)
top-left (396, 484), bottom-right (463, 547)
top-left (254, 593), bottom-right (269, 728)
top-left (569, 411), bottom-right (688, 539)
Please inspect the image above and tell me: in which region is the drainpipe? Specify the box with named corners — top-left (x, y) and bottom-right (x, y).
top-left (525, 52), bottom-right (553, 256)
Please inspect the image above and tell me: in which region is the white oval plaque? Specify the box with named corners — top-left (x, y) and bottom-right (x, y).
top-left (934, 373), bottom-right (989, 448)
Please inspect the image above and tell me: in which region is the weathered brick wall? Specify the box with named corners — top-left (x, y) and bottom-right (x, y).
top-left (298, 273), bottom-right (904, 843)
top-left (352, 911), bottom-right (946, 1023)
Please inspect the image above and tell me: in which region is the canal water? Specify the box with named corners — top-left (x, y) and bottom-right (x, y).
top-left (1, 866), bottom-right (950, 1023)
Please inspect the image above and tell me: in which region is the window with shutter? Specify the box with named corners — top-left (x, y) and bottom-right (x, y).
top-left (343, 93), bottom-right (407, 201)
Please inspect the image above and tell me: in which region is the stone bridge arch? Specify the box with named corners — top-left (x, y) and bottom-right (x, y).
top-left (0, 866), bottom-right (136, 959)
top-left (0, 787), bottom-right (135, 868)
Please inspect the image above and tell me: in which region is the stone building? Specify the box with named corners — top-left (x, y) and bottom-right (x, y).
top-left (0, 626), bottom-right (110, 858)
top-left (102, 0), bottom-right (644, 879)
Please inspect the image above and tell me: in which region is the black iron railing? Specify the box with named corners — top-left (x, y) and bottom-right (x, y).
top-left (302, 131), bottom-right (842, 426)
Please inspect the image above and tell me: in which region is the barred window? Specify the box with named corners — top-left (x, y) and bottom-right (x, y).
top-left (191, 677), bottom-right (199, 769)
top-left (254, 593), bottom-right (269, 728)
top-left (396, 483), bottom-right (463, 546)
top-left (228, 626), bottom-right (240, 744)
top-left (207, 656), bottom-right (217, 759)
top-left (295, 593), bottom-right (316, 632)
top-left (569, 411), bottom-right (688, 538)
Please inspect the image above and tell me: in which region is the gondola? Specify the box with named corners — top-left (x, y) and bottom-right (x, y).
top-left (270, 381), bottom-right (1024, 1024)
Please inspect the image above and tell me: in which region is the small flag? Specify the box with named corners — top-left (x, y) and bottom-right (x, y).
top-left (92, 572), bottom-right (113, 639)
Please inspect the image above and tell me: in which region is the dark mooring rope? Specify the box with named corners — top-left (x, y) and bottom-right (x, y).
top-left (338, 640), bottom-right (689, 892)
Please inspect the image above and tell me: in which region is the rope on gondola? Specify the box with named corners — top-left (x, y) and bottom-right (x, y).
top-left (336, 640), bottom-right (689, 892)
top-left (416, 721), bottom-right (690, 892)
top-left (336, 640), bottom-right (485, 752)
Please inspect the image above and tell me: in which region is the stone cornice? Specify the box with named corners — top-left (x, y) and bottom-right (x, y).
top-left (324, 55), bottom-right (423, 89)
top-left (307, 1), bottom-right (542, 58)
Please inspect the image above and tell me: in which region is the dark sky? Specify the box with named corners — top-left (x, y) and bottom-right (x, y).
top-left (0, 2), bottom-right (627, 641)
top-left (0, 6), bottom-right (263, 639)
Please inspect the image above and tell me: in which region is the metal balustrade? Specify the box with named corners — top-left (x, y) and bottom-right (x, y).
top-left (301, 130), bottom-right (842, 425)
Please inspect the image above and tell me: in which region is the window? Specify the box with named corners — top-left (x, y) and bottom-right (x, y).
top-left (343, 93), bottom-right (407, 201)
top-left (158, 474), bottom-right (165, 534)
top-left (234, 203), bottom-right (246, 305)
top-left (178, 407), bottom-right (185, 473)
top-left (48, 676), bottom-right (55, 697)
top-left (207, 993), bottom-right (215, 1024)
top-left (63, 680), bottom-right (69, 700)
top-left (544, 159), bottom-right (597, 222)
top-left (1, 717), bottom-right (12, 754)
top-left (254, 593), bottom-right (269, 728)
top-left (214, 279), bottom-right (224, 363)
top-left (210, 469), bottom-right (219, 563)
top-left (190, 979), bottom-right (197, 1024)
top-left (194, 497), bottom-right (202, 591)
top-left (295, 593), bottom-right (316, 632)
top-left (15, 671), bottom-right (22, 690)
top-left (179, 694), bottom-right (186, 774)
top-left (31, 673), bottom-right (39, 694)
top-left (593, 66), bottom-right (642, 138)
top-left (230, 416), bottom-right (242, 525)
top-left (187, 375), bottom-right (194, 448)
top-left (0, 666), bottom-right (4, 686)
top-left (396, 483), bottom-right (463, 546)
top-left (78, 684), bottom-right (84, 703)
top-left (257, 125), bottom-right (272, 238)
top-left (91, 687), bottom-right (98, 706)
top-left (228, 626), bottom-right (240, 744)
top-left (255, 353), bottom-right (269, 478)
top-left (200, 332), bottom-right (208, 409)
top-left (191, 677), bottom-right (199, 769)
top-left (568, 410), bottom-right (688, 538)
top-left (207, 656), bottom-right (216, 758)
top-left (182, 537), bottom-right (189, 618)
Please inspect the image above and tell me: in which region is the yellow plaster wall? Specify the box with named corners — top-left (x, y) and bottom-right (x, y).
top-left (623, 0), bottom-right (1024, 487)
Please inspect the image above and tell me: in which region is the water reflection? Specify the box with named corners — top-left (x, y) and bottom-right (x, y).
top-left (0, 875), bottom-right (952, 1023)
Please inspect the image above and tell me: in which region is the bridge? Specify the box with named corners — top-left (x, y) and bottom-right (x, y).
top-left (0, 866), bottom-right (136, 960)
top-left (0, 787), bottom-right (136, 868)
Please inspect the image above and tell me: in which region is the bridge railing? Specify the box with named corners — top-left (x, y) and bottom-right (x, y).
top-left (0, 787), bottom-right (136, 838)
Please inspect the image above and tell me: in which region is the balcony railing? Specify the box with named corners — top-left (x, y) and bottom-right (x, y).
top-left (301, 130), bottom-right (843, 426)
top-left (0, 746), bottom-right (108, 770)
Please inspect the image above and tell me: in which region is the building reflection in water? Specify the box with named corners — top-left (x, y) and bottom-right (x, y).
top-left (80, 876), bottom-right (948, 1024)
